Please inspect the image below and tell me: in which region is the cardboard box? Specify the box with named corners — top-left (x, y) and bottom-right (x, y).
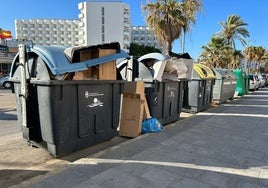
top-left (143, 97), bottom-right (151, 120)
top-left (123, 81), bottom-right (145, 95)
top-left (119, 94), bottom-right (145, 138)
top-left (78, 49), bottom-right (117, 80)
top-left (73, 69), bottom-right (94, 80)
top-left (123, 81), bottom-right (151, 120)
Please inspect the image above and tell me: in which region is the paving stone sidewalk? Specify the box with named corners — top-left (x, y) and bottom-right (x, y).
top-left (16, 88), bottom-right (268, 188)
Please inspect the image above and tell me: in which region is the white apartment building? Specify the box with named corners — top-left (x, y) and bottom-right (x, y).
top-left (15, 19), bottom-right (80, 46)
top-left (78, 1), bottom-right (131, 50)
top-left (15, 1), bottom-right (159, 52)
top-left (131, 26), bottom-right (160, 49)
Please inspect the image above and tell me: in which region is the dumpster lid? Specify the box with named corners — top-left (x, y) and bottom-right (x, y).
top-left (168, 51), bottom-right (192, 59)
top-left (14, 43), bottom-right (130, 76)
top-left (138, 52), bottom-right (169, 62)
top-left (137, 53), bottom-right (169, 82)
top-left (193, 64), bottom-right (216, 79)
top-left (213, 68), bottom-right (237, 79)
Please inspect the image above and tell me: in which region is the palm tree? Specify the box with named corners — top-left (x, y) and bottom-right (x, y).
top-left (142, 0), bottom-right (201, 55)
top-left (198, 37), bottom-right (233, 68)
top-left (254, 46), bottom-right (268, 73)
top-left (142, 0), bottom-right (186, 55)
top-left (243, 46), bottom-right (268, 73)
top-left (215, 14), bottom-right (249, 50)
top-left (230, 50), bottom-right (243, 69)
top-left (243, 46), bottom-right (255, 73)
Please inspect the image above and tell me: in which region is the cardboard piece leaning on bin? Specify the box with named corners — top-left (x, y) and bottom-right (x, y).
top-left (119, 94), bottom-right (145, 138)
top-left (119, 81), bottom-right (151, 138)
top-left (123, 81), bottom-right (151, 119)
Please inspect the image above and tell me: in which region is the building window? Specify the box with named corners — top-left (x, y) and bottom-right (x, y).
top-left (101, 7), bottom-right (104, 16)
top-left (101, 7), bottom-right (105, 42)
top-left (102, 34), bottom-right (105, 42)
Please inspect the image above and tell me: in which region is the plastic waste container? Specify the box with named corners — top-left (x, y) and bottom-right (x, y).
top-left (212, 68), bottom-right (237, 104)
top-left (9, 42), bottom-right (129, 157)
top-left (233, 69), bottom-right (247, 96)
top-left (135, 53), bottom-right (181, 125)
top-left (182, 63), bottom-right (216, 113)
top-left (117, 52), bottom-right (193, 125)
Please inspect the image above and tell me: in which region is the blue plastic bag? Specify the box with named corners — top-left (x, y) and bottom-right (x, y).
top-left (142, 117), bottom-right (163, 134)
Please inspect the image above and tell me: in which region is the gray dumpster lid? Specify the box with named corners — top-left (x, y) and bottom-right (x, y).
top-left (213, 68), bottom-right (237, 79)
top-left (136, 53), bottom-right (169, 82)
top-left (11, 42), bottom-right (130, 76)
top-left (138, 52), bottom-right (168, 62)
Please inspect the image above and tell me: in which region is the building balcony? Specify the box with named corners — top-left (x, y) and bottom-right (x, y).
top-left (78, 13), bottom-right (84, 19)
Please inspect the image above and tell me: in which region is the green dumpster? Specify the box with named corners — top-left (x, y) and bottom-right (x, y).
top-left (233, 69), bottom-right (247, 96)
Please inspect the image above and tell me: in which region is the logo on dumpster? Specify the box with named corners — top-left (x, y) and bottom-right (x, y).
top-left (85, 91), bottom-right (104, 98)
top-left (88, 98), bottom-right (104, 108)
top-left (167, 86), bottom-right (177, 91)
top-left (84, 91), bottom-right (104, 108)
top-left (169, 91), bottom-right (175, 98)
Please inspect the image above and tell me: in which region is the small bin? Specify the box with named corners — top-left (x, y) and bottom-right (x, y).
top-left (212, 68), bottom-right (238, 104)
top-left (9, 43), bottom-right (129, 157)
top-left (182, 63), bottom-right (216, 113)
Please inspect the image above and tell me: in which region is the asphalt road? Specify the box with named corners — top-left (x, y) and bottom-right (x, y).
top-left (0, 88), bottom-right (19, 137)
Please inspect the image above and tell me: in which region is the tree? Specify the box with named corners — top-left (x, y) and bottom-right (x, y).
top-left (129, 43), bottom-right (161, 58)
top-left (243, 46), bottom-right (268, 73)
top-left (215, 14), bottom-right (249, 50)
top-left (142, 0), bottom-right (201, 55)
top-left (230, 50), bottom-right (243, 69)
top-left (198, 37), bottom-right (233, 68)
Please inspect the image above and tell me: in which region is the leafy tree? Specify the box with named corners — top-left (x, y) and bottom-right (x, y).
top-left (215, 14), bottom-right (249, 49)
top-left (129, 43), bottom-right (161, 58)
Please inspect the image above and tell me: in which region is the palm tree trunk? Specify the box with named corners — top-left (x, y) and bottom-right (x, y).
top-left (181, 30), bottom-right (185, 53)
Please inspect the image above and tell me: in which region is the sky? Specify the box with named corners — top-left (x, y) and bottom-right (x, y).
top-left (1, 0), bottom-right (268, 60)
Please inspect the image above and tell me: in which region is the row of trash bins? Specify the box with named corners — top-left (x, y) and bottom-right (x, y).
top-left (9, 42), bottom-right (246, 157)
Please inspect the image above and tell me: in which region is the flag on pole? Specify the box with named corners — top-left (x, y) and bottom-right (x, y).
top-left (0, 29), bottom-right (12, 39)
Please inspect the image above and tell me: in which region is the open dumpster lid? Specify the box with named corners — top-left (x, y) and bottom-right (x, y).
top-left (138, 52), bottom-right (168, 62)
top-left (10, 42), bottom-right (130, 77)
top-left (193, 64), bottom-right (216, 79)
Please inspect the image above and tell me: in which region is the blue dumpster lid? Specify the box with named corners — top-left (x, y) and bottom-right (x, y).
top-left (11, 42), bottom-right (130, 76)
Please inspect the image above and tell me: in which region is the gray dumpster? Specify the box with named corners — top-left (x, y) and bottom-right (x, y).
top-left (212, 68), bottom-right (237, 104)
top-left (136, 53), bottom-right (189, 125)
top-left (9, 42), bottom-right (129, 157)
top-left (182, 63), bottom-right (216, 113)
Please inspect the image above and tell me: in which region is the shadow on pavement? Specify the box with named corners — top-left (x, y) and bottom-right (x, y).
top-left (0, 169), bottom-right (48, 187)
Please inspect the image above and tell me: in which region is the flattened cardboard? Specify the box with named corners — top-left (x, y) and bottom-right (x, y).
top-left (119, 94), bottom-right (145, 138)
top-left (78, 49), bottom-right (117, 80)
